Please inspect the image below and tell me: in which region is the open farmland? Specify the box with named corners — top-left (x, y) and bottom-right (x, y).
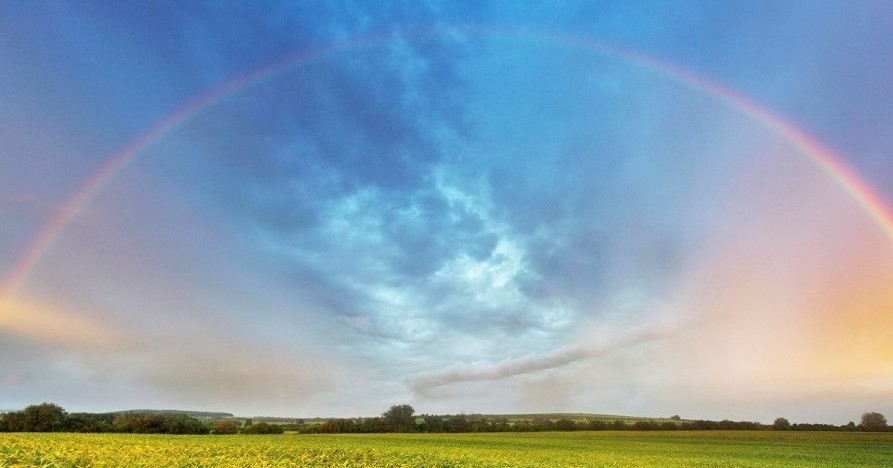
top-left (2, 431), bottom-right (891, 467)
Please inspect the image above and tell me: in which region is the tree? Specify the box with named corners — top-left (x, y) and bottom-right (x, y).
top-left (586, 419), bottom-right (608, 431)
top-left (0, 411), bottom-right (25, 432)
top-left (212, 420), bottom-right (240, 435)
top-left (242, 422), bottom-right (283, 434)
top-left (163, 414), bottom-right (209, 434)
top-left (22, 403), bottom-right (66, 432)
top-left (382, 404), bottom-right (416, 432)
top-left (773, 417), bottom-right (791, 431)
top-left (859, 412), bottom-right (887, 432)
top-left (555, 418), bottom-right (576, 431)
top-left (633, 420), bottom-right (660, 431)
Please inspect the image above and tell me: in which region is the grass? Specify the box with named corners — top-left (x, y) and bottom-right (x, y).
top-left (2, 431), bottom-right (891, 467)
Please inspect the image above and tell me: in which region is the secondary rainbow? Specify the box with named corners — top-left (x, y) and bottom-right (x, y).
top-left (3, 26), bottom-right (893, 303)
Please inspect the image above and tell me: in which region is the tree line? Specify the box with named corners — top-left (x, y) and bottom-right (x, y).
top-left (301, 408), bottom-right (888, 434)
top-left (0, 403), bottom-right (282, 435)
top-left (1, 403), bottom-right (888, 435)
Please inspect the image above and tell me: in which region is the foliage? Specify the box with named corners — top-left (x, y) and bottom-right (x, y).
top-left (2, 431), bottom-right (892, 467)
top-left (1, 402), bottom-right (887, 437)
top-left (111, 412), bottom-right (209, 434)
top-left (382, 404), bottom-right (416, 432)
top-left (860, 412), bottom-right (888, 432)
top-left (211, 420), bottom-right (240, 435)
top-left (774, 417), bottom-right (792, 430)
top-left (242, 422), bottom-right (284, 434)
top-left (0, 405), bottom-right (208, 435)
top-left (0, 412), bottom-right (24, 432)
top-left (21, 403), bottom-right (66, 432)
top-left (62, 413), bottom-right (115, 433)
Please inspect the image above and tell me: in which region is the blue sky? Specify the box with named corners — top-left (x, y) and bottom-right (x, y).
top-left (2, 1), bottom-right (893, 422)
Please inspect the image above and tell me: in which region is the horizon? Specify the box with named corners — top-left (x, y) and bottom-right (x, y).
top-left (2, 403), bottom-right (875, 427)
top-left (2, 1), bottom-right (893, 423)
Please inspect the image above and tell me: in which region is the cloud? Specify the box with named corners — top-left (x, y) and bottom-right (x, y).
top-left (409, 318), bottom-right (677, 393)
top-left (185, 28), bottom-right (743, 371)
top-left (337, 314), bottom-right (384, 337)
top-left (169, 15), bottom-right (483, 281)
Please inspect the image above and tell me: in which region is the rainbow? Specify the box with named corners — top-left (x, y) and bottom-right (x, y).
top-left (0, 36), bottom-right (367, 301)
top-left (3, 26), bottom-right (893, 303)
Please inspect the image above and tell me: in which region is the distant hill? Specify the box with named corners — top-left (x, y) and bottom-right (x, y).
top-left (482, 413), bottom-right (679, 421)
top-left (105, 409), bottom-right (234, 418)
top-left (293, 413), bottom-right (688, 424)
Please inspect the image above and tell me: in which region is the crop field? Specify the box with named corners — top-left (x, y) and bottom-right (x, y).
top-left (2, 431), bottom-right (891, 467)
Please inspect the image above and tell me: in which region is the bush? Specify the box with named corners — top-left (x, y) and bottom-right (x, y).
top-left (213, 420), bottom-right (240, 434)
top-left (242, 422), bottom-right (284, 434)
top-left (112, 413), bottom-right (208, 434)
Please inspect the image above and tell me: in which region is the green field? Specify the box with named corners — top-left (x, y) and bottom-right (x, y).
top-left (2, 431), bottom-right (891, 467)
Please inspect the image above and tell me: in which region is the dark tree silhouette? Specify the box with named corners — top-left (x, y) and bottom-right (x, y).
top-left (382, 404), bottom-right (416, 432)
top-left (22, 403), bottom-right (66, 432)
top-left (773, 417), bottom-right (791, 430)
top-left (860, 412), bottom-right (887, 432)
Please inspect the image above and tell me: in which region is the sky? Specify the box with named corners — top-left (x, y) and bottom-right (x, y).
top-left (2, 1), bottom-right (892, 423)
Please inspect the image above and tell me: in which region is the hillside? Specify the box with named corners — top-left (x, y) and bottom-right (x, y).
top-left (105, 409), bottom-right (234, 419)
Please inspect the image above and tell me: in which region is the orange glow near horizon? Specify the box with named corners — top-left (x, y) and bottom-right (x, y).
top-left (662, 146), bottom-right (893, 398)
top-left (0, 296), bottom-right (124, 350)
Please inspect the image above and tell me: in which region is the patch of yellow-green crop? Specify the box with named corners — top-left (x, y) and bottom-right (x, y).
top-left (2, 431), bottom-right (891, 467)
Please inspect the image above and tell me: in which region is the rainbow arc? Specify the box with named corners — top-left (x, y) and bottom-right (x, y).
top-left (3, 27), bottom-right (892, 304)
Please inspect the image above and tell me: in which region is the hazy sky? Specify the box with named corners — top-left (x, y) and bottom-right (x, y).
top-left (2, 1), bottom-right (893, 422)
